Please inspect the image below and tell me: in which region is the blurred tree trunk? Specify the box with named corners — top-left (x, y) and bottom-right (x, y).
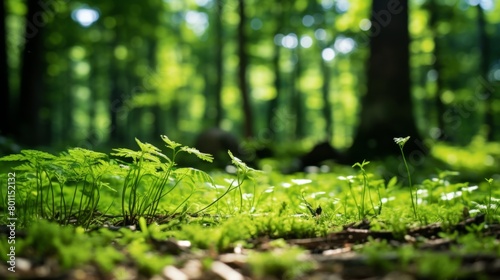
top-left (88, 48), bottom-right (99, 144)
top-left (61, 67), bottom-right (72, 143)
top-left (148, 41), bottom-right (164, 139)
top-left (477, 5), bottom-right (494, 141)
top-left (202, 0), bottom-right (224, 128)
top-left (348, 0), bottom-right (426, 161)
top-left (109, 43), bottom-right (125, 145)
top-left (127, 72), bottom-right (141, 144)
top-left (293, 48), bottom-right (305, 138)
top-left (429, 0), bottom-right (446, 140)
top-left (318, 11), bottom-right (333, 141)
top-left (320, 60), bottom-right (332, 140)
top-left (18, 0), bottom-right (46, 146)
top-left (237, 0), bottom-right (253, 138)
top-left (0, 0), bottom-right (11, 137)
top-left (213, 0), bottom-right (223, 127)
top-left (267, 3), bottom-right (283, 137)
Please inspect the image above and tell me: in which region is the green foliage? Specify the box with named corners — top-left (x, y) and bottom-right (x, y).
top-left (0, 148), bottom-right (112, 227)
top-left (0, 220), bottom-right (123, 272)
top-left (116, 135), bottom-right (212, 224)
top-left (352, 159), bottom-right (371, 220)
top-left (0, 136), bottom-right (498, 278)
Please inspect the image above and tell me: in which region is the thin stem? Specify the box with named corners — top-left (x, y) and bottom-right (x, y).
top-left (348, 181), bottom-right (360, 219)
top-left (361, 172), bottom-right (367, 219)
top-left (399, 146), bottom-right (417, 219)
top-left (194, 180), bottom-right (237, 215)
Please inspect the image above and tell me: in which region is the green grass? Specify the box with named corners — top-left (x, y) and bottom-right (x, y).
top-left (0, 135), bottom-right (499, 279)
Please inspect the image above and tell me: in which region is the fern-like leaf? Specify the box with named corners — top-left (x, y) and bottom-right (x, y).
top-left (174, 167), bottom-right (215, 186)
top-left (0, 153), bottom-right (27, 161)
top-left (180, 146), bottom-right (214, 162)
top-left (111, 148), bottom-right (143, 161)
top-left (161, 135), bottom-right (182, 150)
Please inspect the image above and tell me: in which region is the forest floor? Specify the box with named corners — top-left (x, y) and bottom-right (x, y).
top-left (1, 213), bottom-right (499, 280)
top-left (1, 138), bottom-right (499, 279)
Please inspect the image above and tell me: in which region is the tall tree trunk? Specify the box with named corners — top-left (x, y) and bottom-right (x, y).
top-left (477, 5), bottom-right (494, 141)
top-left (293, 48), bottom-right (305, 139)
top-left (237, 0), bottom-right (253, 138)
top-left (429, 0), bottom-right (446, 141)
top-left (267, 2), bottom-right (284, 141)
top-left (88, 48), bottom-right (99, 144)
top-left (0, 0), bottom-right (11, 136)
top-left (214, 0), bottom-right (223, 127)
top-left (348, 0), bottom-right (426, 161)
top-left (147, 41), bottom-right (164, 139)
top-left (320, 59), bottom-right (332, 141)
top-left (109, 43), bottom-right (125, 145)
top-left (202, 0), bottom-right (223, 129)
top-left (18, 0), bottom-right (45, 146)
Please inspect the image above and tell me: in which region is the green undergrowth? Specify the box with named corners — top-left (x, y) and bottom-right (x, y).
top-left (0, 135), bottom-right (499, 279)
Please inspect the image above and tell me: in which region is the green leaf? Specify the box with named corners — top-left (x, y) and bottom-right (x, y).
top-left (180, 146), bottom-right (214, 162)
top-left (0, 153), bottom-right (27, 161)
top-left (352, 159), bottom-right (370, 169)
top-left (135, 138), bottom-right (162, 154)
top-left (111, 148), bottom-right (142, 160)
top-left (174, 167), bottom-right (215, 186)
top-left (161, 135), bottom-right (182, 150)
top-left (387, 176), bottom-right (398, 189)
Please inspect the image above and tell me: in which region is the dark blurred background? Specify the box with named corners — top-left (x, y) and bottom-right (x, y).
top-left (1, 0), bottom-right (499, 166)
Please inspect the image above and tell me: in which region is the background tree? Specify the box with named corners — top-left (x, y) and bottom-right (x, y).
top-left (0, 0), bottom-right (10, 137)
top-left (2, 0), bottom-right (498, 164)
top-left (17, 0), bottom-right (47, 146)
top-left (238, 0), bottom-right (253, 138)
top-left (476, 3), bottom-right (494, 141)
top-left (348, 0), bottom-right (425, 161)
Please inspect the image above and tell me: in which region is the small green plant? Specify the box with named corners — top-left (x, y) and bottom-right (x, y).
top-left (111, 136), bottom-right (213, 224)
top-left (194, 150), bottom-right (261, 214)
top-left (0, 148), bottom-right (114, 227)
top-left (394, 136), bottom-right (418, 220)
top-left (485, 178), bottom-right (494, 223)
top-left (339, 175), bottom-right (359, 218)
top-left (352, 160), bottom-right (370, 220)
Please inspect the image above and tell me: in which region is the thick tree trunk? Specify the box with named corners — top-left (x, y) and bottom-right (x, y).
top-left (0, 0), bottom-right (11, 136)
top-left (18, 0), bottom-right (46, 146)
top-left (237, 0), bottom-right (253, 138)
top-left (348, 0), bottom-right (426, 162)
top-left (202, 0), bottom-right (224, 128)
top-left (429, 0), bottom-right (446, 141)
top-left (477, 5), bottom-right (494, 141)
top-left (267, 3), bottom-right (284, 141)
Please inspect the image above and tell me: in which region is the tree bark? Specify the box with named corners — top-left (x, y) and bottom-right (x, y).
top-left (18, 0), bottom-right (46, 146)
top-left (214, 0), bottom-right (223, 127)
top-left (237, 0), bottom-right (253, 138)
top-left (267, 3), bottom-right (283, 139)
top-left (429, 0), bottom-right (446, 141)
top-left (477, 5), bottom-right (494, 141)
top-left (0, 0), bottom-right (11, 137)
top-left (347, 0), bottom-right (426, 162)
